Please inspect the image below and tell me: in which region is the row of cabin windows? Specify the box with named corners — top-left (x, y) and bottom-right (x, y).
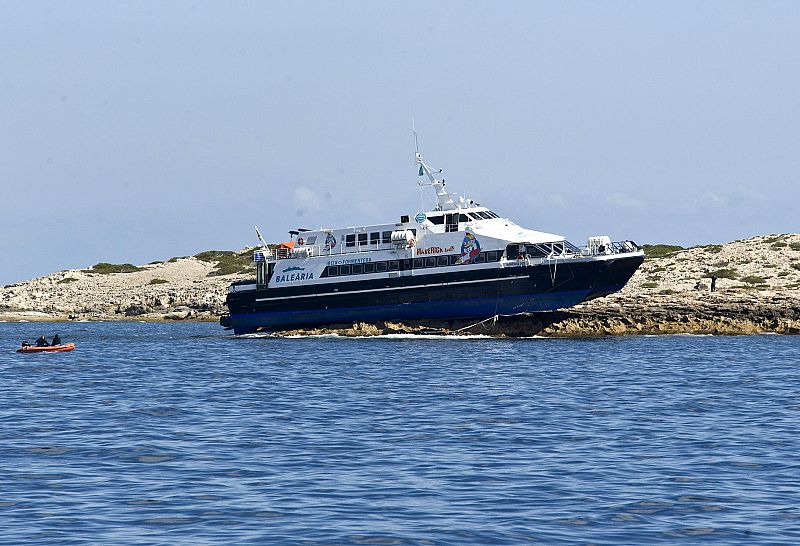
top-left (323, 250), bottom-right (502, 278)
top-left (344, 229), bottom-right (418, 248)
top-left (504, 241), bottom-right (580, 259)
top-left (426, 210), bottom-right (500, 225)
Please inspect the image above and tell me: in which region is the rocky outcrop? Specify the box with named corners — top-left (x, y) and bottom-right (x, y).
top-left (1, 234), bottom-right (799, 335)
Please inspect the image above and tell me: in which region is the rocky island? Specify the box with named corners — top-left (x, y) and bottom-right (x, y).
top-left (2, 235), bottom-right (799, 336)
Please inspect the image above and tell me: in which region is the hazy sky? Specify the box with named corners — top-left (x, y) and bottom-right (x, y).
top-left (2, 1), bottom-right (799, 284)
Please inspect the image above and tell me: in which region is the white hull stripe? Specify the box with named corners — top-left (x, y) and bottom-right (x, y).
top-left (255, 275), bottom-right (529, 302)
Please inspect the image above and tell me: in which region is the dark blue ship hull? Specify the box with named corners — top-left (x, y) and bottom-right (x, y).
top-left (225, 255), bottom-right (643, 334)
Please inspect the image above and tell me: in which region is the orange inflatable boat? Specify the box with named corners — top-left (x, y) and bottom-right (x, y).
top-left (17, 343), bottom-right (76, 353)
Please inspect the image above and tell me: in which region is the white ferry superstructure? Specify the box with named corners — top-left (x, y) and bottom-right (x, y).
top-left (222, 150), bottom-right (644, 334)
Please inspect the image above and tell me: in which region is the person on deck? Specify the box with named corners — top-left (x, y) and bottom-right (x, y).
top-left (52, 334), bottom-right (62, 346)
top-left (21, 340), bottom-right (31, 347)
top-left (35, 336), bottom-right (48, 347)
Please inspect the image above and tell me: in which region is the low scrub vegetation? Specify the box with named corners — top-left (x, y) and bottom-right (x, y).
top-left (641, 281), bottom-right (659, 288)
top-left (642, 244), bottom-right (684, 258)
top-left (790, 243), bottom-right (800, 251)
top-left (194, 250), bottom-right (236, 262)
top-left (740, 275), bottom-right (767, 285)
top-left (148, 278), bottom-right (168, 285)
top-left (84, 262), bottom-right (142, 274)
top-left (192, 248), bottom-right (257, 277)
top-left (706, 268), bottom-right (738, 279)
top-left (57, 277), bottom-right (78, 284)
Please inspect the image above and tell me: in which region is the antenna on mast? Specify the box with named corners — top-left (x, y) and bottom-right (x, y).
top-left (254, 226), bottom-right (268, 248)
top-left (412, 117), bottom-right (419, 154)
top-left (412, 124), bottom-right (456, 211)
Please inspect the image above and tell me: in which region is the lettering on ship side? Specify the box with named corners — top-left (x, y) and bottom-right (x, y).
top-left (416, 246), bottom-right (455, 255)
top-left (275, 266), bottom-right (315, 283)
top-left (275, 272), bottom-right (315, 283)
top-left (326, 257), bottom-right (373, 266)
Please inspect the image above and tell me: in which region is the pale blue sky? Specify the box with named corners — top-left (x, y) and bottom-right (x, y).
top-left (2, 1), bottom-right (799, 284)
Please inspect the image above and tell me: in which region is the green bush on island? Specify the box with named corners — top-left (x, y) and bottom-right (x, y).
top-left (707, 268), bottom-right (738, 279)
top-left (763, 235), bottom-right (785, 244)
top-left (57, 277), bottom-right (78, 284)
top-left (148, 260), bottom-right (163, 265)
top-left (148, 278), bottom-right (168, 285)
top-left (642, 244), bottom-right (684, 258)
top-left (200, 248), bottom-right (257, 277)
top-left (791, 263), bottom-right (800, 271)
top-left (659, 289), bottom-right (675, 295)
top-left (641, 281), bottom-right (659, 288)
top-left (777, 272), bottom-right (789, 277)
top-left (698, 244), bottom-right (723, 253)
top-left (790, 243), bottom-right (800, 251)
top-left (194, 250), bottom-right (236, 262)
top-left (740, 275), bottom-right (767, 285)
top-left (85, 262), bottom-right (142, 274)
top-left (771, 242), bottom-right (787, 249)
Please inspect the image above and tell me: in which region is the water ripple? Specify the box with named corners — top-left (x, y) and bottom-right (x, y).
top-left (1, 323), bottom-right (798, 544)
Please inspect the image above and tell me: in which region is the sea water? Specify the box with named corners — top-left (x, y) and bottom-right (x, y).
top-left (0, 322), bottom-right (798, 544)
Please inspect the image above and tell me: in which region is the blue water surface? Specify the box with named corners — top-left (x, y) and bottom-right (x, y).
top-left (0, 322), bottom-right (798, 545)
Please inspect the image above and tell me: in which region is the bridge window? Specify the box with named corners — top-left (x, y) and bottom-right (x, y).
top-left (382, 231), bottom-right (392, 243)
top-left (370, 232), bottom-right (380, 244)
top-left (427, 215), bottom-right (444, 225)
top-left (345, 234), bottom-right (355, 247)
top-left (357, 233), bottom-right (368, 246)
top-left (524, 245), bottom-right (549, 258)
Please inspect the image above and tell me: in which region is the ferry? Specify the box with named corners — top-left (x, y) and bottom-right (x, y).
top-left (222, 148), bottom-right (644, 334)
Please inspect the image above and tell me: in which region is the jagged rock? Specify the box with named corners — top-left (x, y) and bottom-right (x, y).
top-left (124, 304), bottom-right (150, 317)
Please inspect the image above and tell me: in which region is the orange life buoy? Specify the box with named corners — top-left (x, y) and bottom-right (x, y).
top-left (407, 238), bottom-right (416, 248)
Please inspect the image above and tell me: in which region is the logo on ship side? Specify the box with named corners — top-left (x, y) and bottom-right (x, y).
top-left (456, 231), bottom-right (481, 265)
top-left (276, 266), bottom-right (314, 283)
